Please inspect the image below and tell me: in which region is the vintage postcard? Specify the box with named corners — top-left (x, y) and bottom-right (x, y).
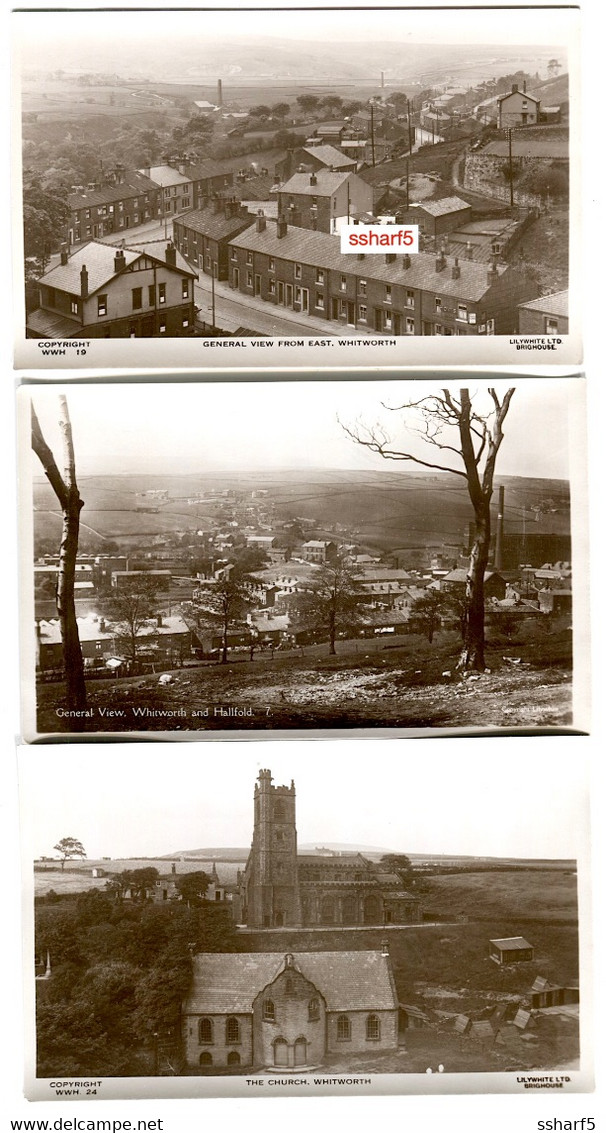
top-left (12, 5), bottom-right (581, 371)
top-left (19, 742), bottom-right (592, 1099)
top-left (17, 375), bottom-right (589, 740)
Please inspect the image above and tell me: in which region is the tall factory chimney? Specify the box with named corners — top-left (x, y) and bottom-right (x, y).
top-left (381, 70), bottom-right (385, 89)
top-left (217, 79), bottom-right (223, 107)
top-left (494, 484), bottom-right (505, 570)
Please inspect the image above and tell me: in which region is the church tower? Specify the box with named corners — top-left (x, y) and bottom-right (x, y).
top-left (243, 769), bottom-right (301, 927)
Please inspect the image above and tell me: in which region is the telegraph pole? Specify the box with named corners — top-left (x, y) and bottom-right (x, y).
top-left (507, 128), bottom-right (514, 207)
top-left (370, 100), bottom-right (376, 167)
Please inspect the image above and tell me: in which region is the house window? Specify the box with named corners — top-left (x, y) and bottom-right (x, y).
top-left (227, 1051), bottom-right (241, 1065)
top-left (435, 297), bottom-right (442, 313)
top-left (358, 304), bottom-right (367, 322)
top-left (226, 1017), bottom-right (240, 1044)
top-left (132, 287), bottom-right (142, 310)
top-left (246, 251), bottom-right (253, 265)
top-left (269, 279), bottom-right (276, 295)
top-left (545, 316), bottom-right (559, 334)
top-left (246, 271), bottom-right (253, 288)
top-left (284, 977), bottom-right (294, 995)
top-left (384, 285), bottom-right (392, 304)
top-left (97, 294), bottom-right (107, 317)
top-left (315, 293), bottom-right (324, 308)
top-left (263, 999), bottom-right (276, 1022)
top-left (230, 248), bottom-right (237, 261)
top-left (159, 315), bottom-right (166, 334)
top-left (406, 290), bottom-right (414, 308)
top-left (269, 258), bottom-right (275, 271)
top-left (435, 324), bottom-right (443, 335)
top-left (85, 209), bottom-right (91, 220)
top-left (366, 1015), bottom-right (381, 1041)
top-left (85, 226), bottom-right (92, 237)
top-left (118, 202), bottom-right (124, 212)
top-left (308, 998), bottom-right (320, 1021)
top-left (316, 268), bottom-right (324, 284)
top-left (182, 279), bottom-right (189, 299)
top-left (336, 1015), bottom-right (351, 1041)
top-left (206, 254), bottom-right (212, 271)
top-left (182, 315), bottom-right (189, 327)
top-left (182, 198), bottom-right (190, 209)
top-left (71, 300), bottom-right (78, 315)
top-left (198, 1018), bottom-right (213, 1044)
top-left (340, 275), bottom-right (347, 291)
top-left (457, 303), bottom-right (468, 322)
top-left (406, 317), bottom-right (414, 334)
top-left (358, 279), bottom-right (367, 296)
top-left (129, 322), bottom-right (137, 337)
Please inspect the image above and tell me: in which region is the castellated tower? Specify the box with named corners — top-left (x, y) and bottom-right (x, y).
top-left (243, 769), bottom-right (302, 928)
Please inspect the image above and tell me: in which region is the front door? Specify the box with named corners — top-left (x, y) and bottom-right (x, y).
top-left (255, 273), bottom-right (261, 296)
top-left (294, 1038), bottom-right (307, 1067)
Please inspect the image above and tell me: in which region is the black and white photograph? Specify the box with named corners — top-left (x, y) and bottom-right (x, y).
top-left (13, 5), bottom-right (580, 369)
top-left (20, 744), bottom-right (590, 1099)
top-left (19, 376), bottom-right (588, 740)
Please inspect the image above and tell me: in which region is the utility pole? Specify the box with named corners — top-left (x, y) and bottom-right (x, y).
top-left (370, 101), bottom-right (376, 167)
top-left (507, 128), bottom-right (514, 207)
top-left (211, 263), bottom-right (216, 331)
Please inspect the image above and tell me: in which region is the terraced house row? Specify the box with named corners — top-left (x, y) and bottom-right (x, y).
top-left (219, 213), bottom-right (539, 335)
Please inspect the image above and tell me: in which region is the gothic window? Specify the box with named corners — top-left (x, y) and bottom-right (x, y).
top-left (227, 1051), bottom-right (241, 1065)
top-left (308, 998), bottom-right (320, 1021)
top-left (273, 1037), bottom-right (288, 1067)
top-left (321, 895), bottom-right (336, 924)
top-left (226, 1016), bottom-right (240, 1044)
top-left (263, 999), bottom-right (276, 1021)
top-left (274, 799), bottom-right (285, 821)
top-left (284, 977), bottom-right (294, 995)
top-left (198, 1017), bottom-right (213, 1044)
top-left (366, 1014), bottom-right (381, 1040)
top-left (199, 1051), bottom-right (213, 1066)
top-left (342, 894), bottom-right (357, 924)
top-left (337, 1015), bottom-right (351, 1041)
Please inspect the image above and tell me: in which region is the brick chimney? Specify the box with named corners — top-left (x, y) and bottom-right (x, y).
top-left (165, 242), bottom-right (177, 266)
top-left (435, 251), bottom-right (446, 272)
top-left (402, 253), bottom-right (411, 269)
top-left (451, 256), bottom-right (461, 280)
top-left (276, 215), bottom-right (288, 239)
top-left (114, 248), bottom-right (126, 273)
top-left (512, 83), bottom-right (518, 93)
top-left (385, 252), bottom-right (396, 264)
top-left (256, 210), bottom-right (266, 233)
top-left (309, 172), bottom-right (317, 186)
top-left (80, 264), bottom-right (88, 299)
top-left (60, 248), bottom-right (69, 266)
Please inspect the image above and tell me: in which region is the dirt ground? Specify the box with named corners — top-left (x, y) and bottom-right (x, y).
top-left (37, 630), bottom-right (574, 735)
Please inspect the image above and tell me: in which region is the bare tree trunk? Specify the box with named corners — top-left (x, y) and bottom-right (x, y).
top-left (32, 398), bottom-right (87, 715)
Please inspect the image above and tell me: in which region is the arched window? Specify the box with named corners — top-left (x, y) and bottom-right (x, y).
top-left (336, 1015), bottom-right (351, 1041)
top-left (321, 895), bottom-right (336, 924)
top-left (363, 894), bottom-right (382, 924)
top-left (308, 997), bottom-right (320, 1021)
top-left (342, 894), bottom-right (357, 924)
top-left (294, 1036), bottom-right (308, 1066)
top-left (284, 976), bottom-right (294, 995)
top-left (198, 1017), bottom-right (213, 1044)
top-left (199, 1051), bottom-right (213, 1066)
top-left (366, 1014), bottom-right (381, 1040)
top-left (226, 1016), bottom-right (240, 1044)
top-left (263, 999), bottom-right (276, 1021)
top-left (274, 799), bottom-right (285, 821)
top-left (227, 1050), bottom-right (241, 1065)
top-left (273, 1037), bottom-right (288, 1067)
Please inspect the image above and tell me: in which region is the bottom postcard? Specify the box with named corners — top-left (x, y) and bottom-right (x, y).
top-left (18, 741), bottom-right (592, 1099)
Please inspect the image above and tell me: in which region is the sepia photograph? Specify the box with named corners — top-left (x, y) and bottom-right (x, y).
top-left (20, 743), bottom-right (591, 1098)
top-left (13, 5), bottom-right (580, 369)
top-left (18, 376), bottom-right (588, 740)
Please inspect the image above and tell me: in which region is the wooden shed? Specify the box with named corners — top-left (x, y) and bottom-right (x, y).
top-left (489, 936), bottom-right (534, 965)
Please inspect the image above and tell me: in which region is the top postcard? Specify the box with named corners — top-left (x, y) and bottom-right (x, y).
top-left (12, 5), bottom-right (581, 372)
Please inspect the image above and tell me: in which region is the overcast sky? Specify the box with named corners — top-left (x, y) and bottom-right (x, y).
top-left (23, 378), bottom-right (580, 481)
top-left (19, 739), bottom-right (588, 861)
top-left (14, 6), bottom-right (574, 65)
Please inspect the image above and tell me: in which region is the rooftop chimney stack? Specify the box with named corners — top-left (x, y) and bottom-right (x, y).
top-left (309, 173), bottom-right (317, 186)
top-left (165, 241), bottom-right (177, 266)
top-left (403, 253), bottom-right (411, 269)
top-left (435, 251), bottom-right (446, 272)
top-left (451, 256), bottom-right (461, 280)
top-left (80, 264), bottom-right (88, 299)
top-left (256, 210), bottom-right (266, 233)
top-left (60, 247), bottom-right (69, 266)
top-left (276, 215), bottom-right (288, 239)
top-left (114, 248), bottom-right (126, 273)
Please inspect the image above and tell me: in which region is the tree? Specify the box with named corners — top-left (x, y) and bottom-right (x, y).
top-left (379, 854), bottom-right (414, 888)
top-left (23, 173), bottom-right (70, 268)
top-left (194, 566), bottom-right (261, 663)
top-left (290, 555), bottom-right (362, 655)
top-left (174, 871), bottom-right (211, 907)
top-left (54, 837), bottom-right (86, 871)
top-left (296, 94), bottom-right (320, 115)
top-left (409, 589), bottom-right (444, 644)
top-left (249, 104), bottom-right (271, 119)
top-left (32, 398), bottom-right (87, 712)
top-left (271, 101), bottom-right (291, 120)
top-left (342, 388), bottom-right (515, 671)
top-left (102, 575), bottom-right (160, 671)
top-left (106, 867), bottom-right (159, 902)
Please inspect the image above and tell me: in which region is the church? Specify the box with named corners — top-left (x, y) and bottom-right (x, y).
top-left (239, 768), bottom-right (421, 928)
top-left (182, 948), bottom-right (399, 1071)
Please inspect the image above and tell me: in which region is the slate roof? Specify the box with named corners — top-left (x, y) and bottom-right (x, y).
top-left (26, 308), bottom-right (81, 337)
top-left (174, 206), bottom-right (252, 242)
top-left (301, 145), bottom-right (356, 170)
top-left (68, 171), bottom-right (158, 210)
top-left (40, 240), bottom-right (196, 296)
top-left (497, 89), bottom-right (540, 104)
top-left (145, 165), bottom-right (193, 187)
top-left (490, 936), bottom-right (533, 950)
top-left (280, 170), bottom-right (353, 197)
top-left (228, 224), bottom-right (508, 301)
top-left (518, 290), bottom-right (568, 317)
top-left (39, 611), bottom-right (191, 646)
top-left (183, 951), bottom-right (398, 1014)
top-left (418, 196), bottom-right (470, 217)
